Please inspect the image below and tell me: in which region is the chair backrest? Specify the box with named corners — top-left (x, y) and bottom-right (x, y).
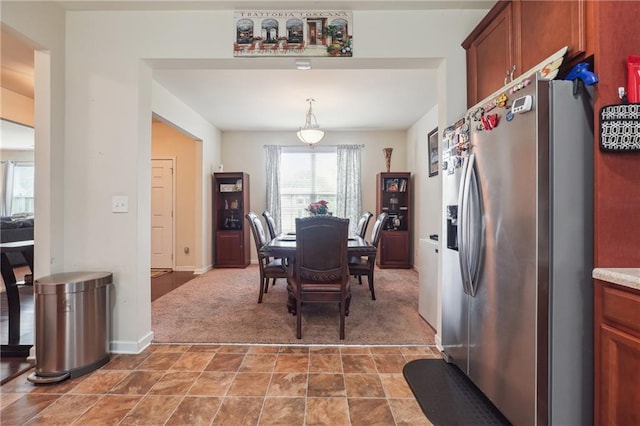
top-left (354, 211), bottom-right (373, 239)
top-left (294, 216), bottom-right (349, 283)
top-left (370, 212), bottom-right (388, 248)
top-left (246, 212), bottom-right (268, 255)
top-left (262, 210), bottom-right (278, 241)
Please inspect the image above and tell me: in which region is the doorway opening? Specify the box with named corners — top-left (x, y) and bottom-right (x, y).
top-left (150, 116), bottom-right (201, 300)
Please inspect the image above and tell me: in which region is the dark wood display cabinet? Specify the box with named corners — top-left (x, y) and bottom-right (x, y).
top-left (213, 172), bottom-right (250, 268)
top-left (376, 172), bottom-right (411, 269)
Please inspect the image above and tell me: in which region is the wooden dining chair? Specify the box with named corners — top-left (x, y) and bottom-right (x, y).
top-left (348, 212), bottom-right (388, 300)
top-left (287, 216), bottom-right (351, 339)
top-left (245, 212), bottom-right (287, 303)
top-left (262, 210), bottom-right (278, 241)
top-left (354, 211), bottom-right (373, 239)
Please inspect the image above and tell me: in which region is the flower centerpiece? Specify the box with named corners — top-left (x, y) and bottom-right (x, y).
top-left (306, 200), bottom-right (330, 215)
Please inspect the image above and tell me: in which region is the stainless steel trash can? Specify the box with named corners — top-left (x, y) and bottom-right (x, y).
top-left (28, 271), bottom-right (112, 384)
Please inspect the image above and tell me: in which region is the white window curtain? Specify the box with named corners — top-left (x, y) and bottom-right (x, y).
top-left (264, 145), bottom-right (282, 233)
top-left (1, 161), bottom-right (16, 217)
top-left (336, 144), bottom-right (362, 235)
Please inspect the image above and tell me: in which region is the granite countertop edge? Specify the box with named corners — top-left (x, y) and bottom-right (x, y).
top-left (593, 268), bottom-right (640, 291)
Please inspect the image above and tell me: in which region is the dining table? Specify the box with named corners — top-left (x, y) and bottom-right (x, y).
top-left (1, 240), bottom-right (34, 357)
top-left (260, 233), bottom-right (377, 259)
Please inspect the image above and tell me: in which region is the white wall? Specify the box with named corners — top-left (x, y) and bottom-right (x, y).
top-left (408, 105), bottom-right (440, 246)
top-left (223, 130), bottom-right (406, 262)
top-left (2, 6), bottom-right (487, 352)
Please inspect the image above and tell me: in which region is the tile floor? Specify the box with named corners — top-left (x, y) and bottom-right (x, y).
top-left (0, 343), bottom-right (440, 425)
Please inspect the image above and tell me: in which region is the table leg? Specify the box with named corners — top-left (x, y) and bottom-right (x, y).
top-left (1, 252), bottom-right (21, 345)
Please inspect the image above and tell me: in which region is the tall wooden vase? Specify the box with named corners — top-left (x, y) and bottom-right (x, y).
top-left (383, 148), bottom-right (393, 172)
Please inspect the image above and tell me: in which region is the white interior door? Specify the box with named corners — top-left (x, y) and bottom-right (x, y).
top-left (151, 158), bottom-right (174, 269)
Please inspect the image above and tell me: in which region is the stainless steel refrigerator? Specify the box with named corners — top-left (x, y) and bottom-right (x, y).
top-left (441, 76), bottom-right (593, 425)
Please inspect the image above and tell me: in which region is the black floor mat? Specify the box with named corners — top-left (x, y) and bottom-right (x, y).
top-left (403, 359), bottom-right (512, 426)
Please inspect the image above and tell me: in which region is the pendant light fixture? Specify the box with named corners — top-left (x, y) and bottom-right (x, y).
top-left (297, 98), bottom-right (325, 145)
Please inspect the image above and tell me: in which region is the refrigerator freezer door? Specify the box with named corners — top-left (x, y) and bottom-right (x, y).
top-left (441, 160), bottom-right (469, 371)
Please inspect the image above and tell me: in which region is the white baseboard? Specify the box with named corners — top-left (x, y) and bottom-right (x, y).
top-left (110, 331), bottom-right (154, 354)
top-left (172, 266), bottom-right (194, 272)
top-left (28, 345), bottom-right (36, 361)
top-left (171, 265), bottom-right (212, 275)
top-left (435, 334), bottom-right (443, 352)
top-left (193, 265), bottom-right (211, 275)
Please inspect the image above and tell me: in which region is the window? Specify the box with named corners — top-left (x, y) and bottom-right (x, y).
top-left (280, 146), bottom-right (337, 233)
top-left (1, 161), bottom-right (35, 217)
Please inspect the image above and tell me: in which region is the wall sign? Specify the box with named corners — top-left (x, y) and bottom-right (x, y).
top-left (233, 11), bottom-right (353, 57)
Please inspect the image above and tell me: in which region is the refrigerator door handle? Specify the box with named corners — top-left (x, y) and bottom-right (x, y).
top-left (457, 154), bottom-right (473, 296)
top-left (466, 155), bottom-right (482, 296)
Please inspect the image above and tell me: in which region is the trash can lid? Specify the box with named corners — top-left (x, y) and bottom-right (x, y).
top-left (34, 271), bottom-right (113, 294)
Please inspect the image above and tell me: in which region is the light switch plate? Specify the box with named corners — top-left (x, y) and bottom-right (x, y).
top-left (112, 196), bottom-right (128, 213)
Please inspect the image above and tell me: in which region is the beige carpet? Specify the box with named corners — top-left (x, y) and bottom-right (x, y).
top-left (152, 265), bottom-right (435, 345)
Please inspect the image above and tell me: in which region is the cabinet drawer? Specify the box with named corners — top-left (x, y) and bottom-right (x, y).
top-left (602, 285), bottom-right (640, 336)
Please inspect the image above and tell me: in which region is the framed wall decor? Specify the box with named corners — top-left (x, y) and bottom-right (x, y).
top-left (428, 127), bottom-right (439, 177)
top-left (233, 11), bottom-right (353, 57)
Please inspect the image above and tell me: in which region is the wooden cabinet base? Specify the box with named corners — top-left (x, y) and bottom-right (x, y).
top-left (595, 280), bottom-right (640, 425)
top-left (377, 231), bottom-right (411, 269)
top-left (215, 231), bottom-right (248, 267)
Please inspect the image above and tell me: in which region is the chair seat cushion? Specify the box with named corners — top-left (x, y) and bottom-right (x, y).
top-left (348, 257), bottom-right (367, 267)
top-left (265, 258), bottom-right (287, 274)
top-left (348, 256), bottom-right (371, 276)
top-left (266, 258), bottom-right (285, 268)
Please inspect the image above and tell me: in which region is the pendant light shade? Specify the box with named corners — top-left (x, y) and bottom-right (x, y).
top-left (297, 99), bottom-right (325, 145)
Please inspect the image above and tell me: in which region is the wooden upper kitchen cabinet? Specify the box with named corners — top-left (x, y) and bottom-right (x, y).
top-left (463, 0), bottom-right (587, 108)
top-left (594, 280), bottom-right (640, 426)
top-left (462, 1), bottom-right (514, 109)
top-left (514, 0), bottom-right (586, 74)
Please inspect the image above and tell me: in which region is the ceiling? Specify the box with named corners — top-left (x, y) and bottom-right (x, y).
top-left (1, 1), bottom-right (493, 139)
top-left (151, 58), bottom-right (441, 131)
top-left (1, 28), bottom-right (35, 100)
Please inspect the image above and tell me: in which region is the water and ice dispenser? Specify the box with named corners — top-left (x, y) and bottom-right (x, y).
top-left (446, 205), bottom-right (458, 251)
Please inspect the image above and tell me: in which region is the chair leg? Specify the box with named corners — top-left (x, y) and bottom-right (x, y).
top-left (287, 293), bottom-right (297, 315)
top-left (358, 275), bottom-right (362, 285)
top-left (296, 299), bottom-right (303, 339)
top-left (339, 300), bottom-right (346, 340)
top-left (258, 276), bottom-right (266, 303)
top-left (264, 277), bottom-right (269, 294)
top-left (368, 272), bottom-right (376, 300)
top-left (345, 293), bottom-right (352, 316)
